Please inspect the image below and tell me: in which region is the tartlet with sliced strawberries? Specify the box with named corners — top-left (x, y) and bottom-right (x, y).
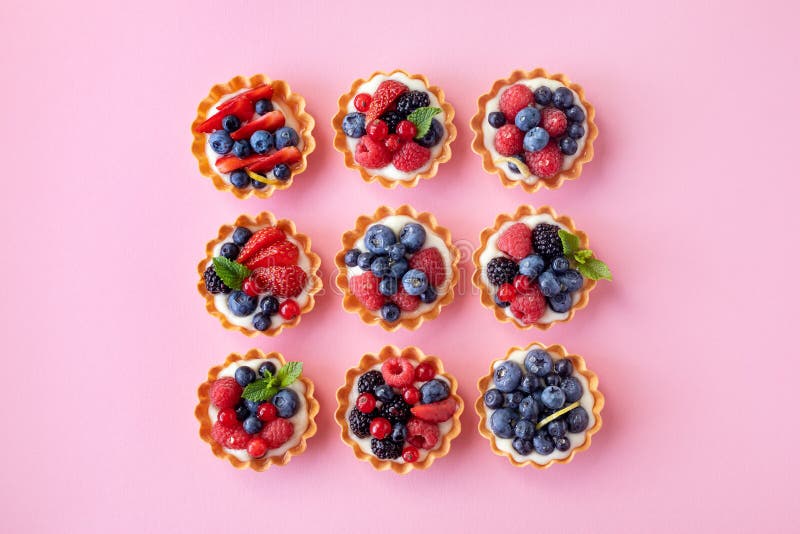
top-left (332, 70), bottom-right (456, 188)
top-left (335, 346), bottom-right (463, 474)
top-left (191, 74), bottom-right (315, 198)
top-left (335, 205), bottom-right (459, 331)
top-left (198, 211), bottom-right (322, 336)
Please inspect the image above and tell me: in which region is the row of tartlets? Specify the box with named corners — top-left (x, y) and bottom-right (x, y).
top-left (197, 344), bottom-right (603, 472)
top-left (191, 69), bottom-right (597, 197)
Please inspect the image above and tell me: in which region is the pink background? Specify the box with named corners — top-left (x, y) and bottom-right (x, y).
top-left (2, 0), bottom-right (798, 532)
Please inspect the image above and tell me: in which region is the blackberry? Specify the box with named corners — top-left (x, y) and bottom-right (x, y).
top-left (395, 90), bottom-right (430, 116)
top-left (371, 437), bottom-right (403, 460)
top-left (348, 409), bottom-right (374, 438)
top-left (380, 111), bottom-right (403, 133)
top-left (357, 370), bottom-right (385, 394)
top-left (486, 257), bottom-right (518, 286)
top-left (203, 266), bottom-right (231, 294)
top-left (379, 396), bottom-right (411, 424)
top-left (532, 223), bottom-right (563, 260)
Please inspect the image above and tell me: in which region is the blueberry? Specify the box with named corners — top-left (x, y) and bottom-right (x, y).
top-left (252, 312), bottom-right (271, 331)
top-left (381, 302), bottom-right (400, 322)
top-left (545, 373), bottom-right (561, 387)
top-left (249, 130), bottom-right (274, 154)
top-left (416, 119), bottom-right (444, 148)
top-left (519, 374), bottom-right (540, 394)
top-left (222, 114), bottom-right (240, 132)
top-left (533, 431), bottom-right (555, 455)
top-left (357, 252), bottom-right (375, 271)
top-left (541, 386), bottom-right (566, 410)
top-left (548, 292), bottom-right (572, 313)
top-left (493, 361), bottom-right (523, 392)
top-left (251, 178), bottom-right (267, 189)
top-left (273, 389), bottom-right (299, 418)
top-left (503, 391), bottom-right (524, 410)
top-left (229, 170), bottom-right (249, 188)
top-left (391, 423), bottom-right (407, 443)
top-left (399, 223), bottom-right (426, 252)
top-left (518, 396), bottom-right (539, 420)
top-left (260, 296), bottom-right (279, 315)
top-left (483, 388), bottom-right (504, 409)
top-left (494, 294), bottom-right (510, 308)
top-left (235, 366), bottom-right (256, 387)
top-left (512, 438), bottom-right (534, 455)
top-left (374, 384), bottom-right (395, 402)
top-left (537, 271), bottom-right (561, 297)
top-left (567, 407), bottom-right (589, 433)
top-left (548, 420), bottom-right (567, 438)
top-left (560, 377), bottom-right (583, 403)
top-left (219, 242), bottom-right (239, 260)
top-left (232, 227), bottom-right (252, 246)
top-left (232, 139), bottom-right (251, 158)
top-left (379, 276), bottom-right (398, 296)
top-left (489, 408), bottom-right (519, 439)
top-left (365, 224), bottom-right (397, 254)
top-left (227, 291), bottom-right (257, 316)
top-left (525, 349), bottom-right (553, 377)
top-left (507, 154), bottom-right (525, 174)
top-left (554, 435), bottom-right (571, 451)
top-left (534, 86), bottom-right (552, 106)
top-left (552, 87), bottom-right (574, 109)
top-left (488, 111), bottom-right (506, 128)
top-left (567, 123), bottom-right (585, 139)
top-left (389, 258), bottom-right (408, 278)
top-left (273, 163), bottom-right (291, 181)
top-left (344, 248), bottom-right (361, 267)
top-left (420, 286), bottom-right (437, 304)
top-left (551, 256), bottom-right (570, 273)
top-left (342, 112), bottom-right (366, 138)
top-left (565, 105), bottom-right (585, 123)
top-left (555, 359), bottom-right (573, 377)
top-left (514, 106), bottom-right (541, 131)
top-left (275, 127), bottom-right (299, 149)
top-left (386, 243), bottom-right (406, 261)
top-left (254, 99), bottom-right (273, 115)
top-left (515, 419), bottom-right (536, 440)
top-left (559, 137), bottom-right (578, 156)
top-left (402, 269), bottom-right (428, 296)
top-left (243, 399), bottom-right (261, 413)
top-left (234, 402), bottom-right (249, 421)
top-left (243, 416), bottom-right (263, 434)
top-left (523, 127), bottom-right (549, 152)
top-left (371, 256), bottom-right (390, 278)
top-left (519, 255), bottom-right (545, 278)
top-left (209, 130), bottom-right (233, 154)
top-left (258, 361), bottom-right (277, 378)
top-left (559, 270), bottom-right (584, 292)
top-left (420, 379), bottom-right (450, 404)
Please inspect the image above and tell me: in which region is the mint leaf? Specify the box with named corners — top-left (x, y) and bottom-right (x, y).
top-left (407, 106), bottom-right (442, 139)
top-left (558, 230), bottom-right (581, 256)
top-left (277, 361), bottom-right (303, 387)
top-left (242, 380), bottom-right (280, 402)
top-left (577, 258), bottom-right (612, 281)
top-left (573, 249), bottom-right (593, 264)
top-left (212, 256), bottom-right (251, 290)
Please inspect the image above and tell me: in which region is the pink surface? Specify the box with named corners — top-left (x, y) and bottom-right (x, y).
top-left (2, 1), bottom-right (798, 532)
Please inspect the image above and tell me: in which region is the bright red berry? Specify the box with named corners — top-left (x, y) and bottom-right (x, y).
top-left (513, 274), bottom-right (534, 294)
top-left (357, 393), bottom-right (377, 413)
top-left (279, 299), bottom-right (300, 320)
top-left (370, 417), bottom-right (392, 440)
top-left (217, 407), bottom-right (238, 428)
top-left (256, 403), bottom-right (277, 422)
top-left (540, 107), bottom-right (567, 137)
top-left (367, 119), bottom-right (389, 141)
top-left (415, 363), bottom-right (435, 382)
top-left (510, 285), bottom-right (546, 324)
top-left (384, 134), bottom-right (401, 152)
top-left (403, 387), bottom-right (420, 405)
top-left (354, 93), bottom-right (372, 112)
top-left (242, 277), bottom-right (260, 297)
top-left (499, 83), bottom-right (534, 122)
top-left (382, 357), bottom-right (415, 388)
top-left (493, 124), bottom-right (524, 156)
top-left (247, 437), bottom-right (268, 458)
top-left (402, 446), bottom-right (420, 463)
top-left (524, 141), bottom-right (563, 178)
top-left (209, 377), bottom-right (242, 409)
top-left (497, 283), bottom-right (516, 303)
top-left (396, 120), bottom-right (417, 140)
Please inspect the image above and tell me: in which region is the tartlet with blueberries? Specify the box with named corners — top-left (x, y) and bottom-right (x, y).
top-left (191, 74), bottom-right (315, 198)
top-left (470, 68), bottom-right (597, 192)
top-left (332, 70), bottom-right (456, 188)
top-left (198, 211), bottom-right (322, 336)
top-left (335, 205), bottom-right (459, 331)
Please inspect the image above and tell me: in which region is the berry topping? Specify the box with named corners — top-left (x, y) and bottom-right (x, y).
top-left (250, 265), bottom-right (307, 298)
top-left (416, 119), bottom-right (444, 148)
top-left (256, 403), bottom-right (277, 422)
top-left (409, 247), bottom-right (446, 288)
top-left (411, 396), bottom-right (458, 424)
top-left (354, 136), bottom-right (392, 169)
top-left (488, 111), bottom-right (506, 128)
top-left (406, 417), bottom-right (439, 449)
top-left (499, 84), bottom-right (534, 122)
top-left (493, 124), bottom-right (524, 156)
top-left (279, 299), bottom-right (300, 320)
top-left (349, 409), bottom-right (373, 438)
top-left (486, 257), bottom-right (519, 286)
top-left (371, 437), bottom-right (402, 459)
top-left (514, 106), bottom-right (541, 132)
top-left (392, 141), bottom-right (431, 172)
top-left (272, 388), bottom-right (299, 418)
top-left (236, 226), bottom-right (286, 263)
top-left (358, 370), bottom-right (385, 394)
top-left (381, 357), bottom-right (415, 388)
top-left (244, 240), bottom-right (299, 270)
top-left (399, 223), bottom-right (426, 252)
top-left (366, 80), bottom-right (408, 122)
top-left (260, 296), bottom-right (280, 315)
top-left (241, 277), bottom-right (260, 297)
top-left (254, 99), bottom-right (273, 115)
top-left (209, 377), bottom-right (242, 409)
top-left (383, 134), bottom-right (401, 152)
top-left (402, 386), bottom-right (421, 405)
top-left (391, 286), bottom-right (421, 312)
top-left (509, 286), bottom-right (546, 324)
top-left (220, 242), bottom-right (240, 260)
top-left (402, 446), bottom-right (419, 463)
top-left (497, 222), bottom-right (533, 261)
top-left (396, 120), bottom-right (417, 140)
top-left (395, 90), bottom-right (430, 116)
top-left (354, 93), bottom-right (372, 112)
top-left (367, 119), bottom-right (389, 141)
top-left (379, 396), bottom-right (412, 425)
top-left (211, 422), bottom-right (250, 449)
top-left (402, 269), bottom-right (428, 296)
top-left (369, 417), bottom-right (392, 440)
top-left (531, 223), bottom-right (563, 260)
top-left (246, 437), bottom-right (268, 458)
top-left (552, 87), bottom-right (574, 109)
top-left (415, 363), bottom-right (435, 382)
top-left (559, 137), bottom-right (578, 156)
top-left (513, 274), bottom-right (534, 295)
top-left (380, 111), bottom-right (403, 133)
top-left (229, 111), bottom-right (285, 141)
top-left (356, 393), bottom-right (377, 414)
top-left (234, 366), bottom-right (256, 387)
top-left (523, 127), bottom-right (550, 153)
top-left (260, 418), bottom-right (294, 449)
top-left (540, 107), bottom-right (567, 137)
top-left (217, 408), bottom-right (238, 428)
top-left (342, 112), bottom-right (366, 138)
top-left (497, 283), bottom-right (517, 303)
top-left (420, 378), bottom-right (450, 404)
top-left (349, 271), bottom-right (384, 310)
top-left (243, 416), bottom-right (263, 434)
top-left (534, 86), bottom-right (552, 105)
top-left (204, 266), bottom-right (231, 294)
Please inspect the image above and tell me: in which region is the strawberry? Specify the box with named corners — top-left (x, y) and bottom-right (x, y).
top-left (251, 265), bottom-right (307, 298)
top-left (405, 417), bottom-right (440, 449)
top-left (499, 84), bottom-right (534, 122)
top-left (366, 80), bottom-right (408, 122)
top-left (410, 397), bottom-right (458, 424)
top-left (391, 286), bottom-right (420, 312)
top-left (540, 107), bottom-right (567, 137)
top-left (493, 124), bottom-right (524, 156)
top-left (509, 285), bottom-right (546, 324)
top-left (409, 247), bottom-right (446, 288)
top-left (209, 377), bottom-right (242, 409)
top-left (215, 153), bottom-right (265, 174)
top-left (349, 271), bottom-right (384, 310)
top-left (230, 111), bottom-right (285, 140)
top-left (236, 226), bottom-right (286, 263)
top-left (354, 136), bottom-right (392, 169)
top-left (260, 418), bottom-right (294, 449)
top-left (195, 98), bottom-right (255, 133)
top-left (216, 83), bottom-right (274, 111)
top-left (496, 223), bottom-right (532, 261)
top-left (392, 141), bottom-right (430, 172)
top-left (246, 146), bottom-right (302, 173)
top-left (244, 240), bottom-right (299, 269)
top-left (524, 142), bottom-right (563, 178)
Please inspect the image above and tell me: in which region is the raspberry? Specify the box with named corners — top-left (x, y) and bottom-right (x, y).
top-left (510, 285), bottom-right (546, 325)
top-left (390, 286), bottom-right (420, 312)
top-left (540, 107), bottom-right (567, 137)
top-left (354, 136), bottom-right (392, 169)
top-left (211, 421), bottom-right (234, 445)
top-left (381, 357), bottom-right (415, 388)
top-left (486, 257), bottom-right (519, 286)
top-left (209, 377), bottom-right (242, 409)
top-left (406, 417), bottom-right (440, 450)
top-left (379, 396), bottom-right (412, 425)
top-left (204, 266), bottom-right (231, 294)
top-left (260, 418), bottom-right (294, 449)
top-left (493, 124), bottom-right (524, 156)
top-left (499, 84), bottom-right (534, 122)
top-left (211, 421), bottom-right (250, 449)
top-left (357, 370), bottom-right (385, 394)
top-left (349, 271), bottom-right (385, 310)
top-left (251, 265), bottom-right (307, 298)
top-left (525, 142), bottom-right (563, 179)
top-left (392, 141), bottom-right (430, 172)
top-left (384, 134), bottom-right (401, 152)
top-left (409, 247), bottom-right (446, 287)
top-left (348, 408), bottom-right (373, 438)
top-left (371, 437), bottom-right (402, 459)
top-left (532, 223), bottom-right (563, 259)
top-left (496, 223), bottom-right (532, 261)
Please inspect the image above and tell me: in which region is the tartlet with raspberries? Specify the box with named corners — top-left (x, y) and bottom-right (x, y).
top-left (332, 70), bottom-right (456, 188)
top-left (470, 68), bottom-right (597, 192)
top-left (198, 211), bottom-right (322, 336)
top-left (335, 346), bottom-right (463, 474)
top-left (191, 74), bottom-right (315, 198)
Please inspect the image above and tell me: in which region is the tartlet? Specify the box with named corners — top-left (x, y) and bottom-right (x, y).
top-left (196, 349), bottom-right (319, 470)
top-left (334, 346), bottom-right (463, 474)
top-left (197, 211), bottom-right (322, 336)
top-left (475, 343), bottom-right (603, 468)
top-left (332, 69), bottom-right (456, 188)
top-left (191, 74), bottom-right (315, 199)
top-left (470, 68), bottom-right (597, 192)
top-left (335, 205), bottom-right (459, 331)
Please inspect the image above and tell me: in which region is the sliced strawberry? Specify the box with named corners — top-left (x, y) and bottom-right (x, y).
top-left (410, 397), bottom-right (458, 423)
top-left (366, 80), bottom-right (408, 122)
top-left (216, 84), bottom-right (274, 111)
top-left (251, 265), bottom-right (307, 298)
top-left (246, 146), bottom-right (302, 173)
top-left (195, 98), bottom-right (255, 133)
top-left (236, 226), bottom-right (286, 263)
top-left (229, 111), bottom-right (286, 141)
top-left (244, 240), bottom-right (299, 269)
top-left (215, 153), bottom-right (264, 173)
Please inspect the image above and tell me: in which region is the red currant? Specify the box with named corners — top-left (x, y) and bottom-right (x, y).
top-left (513, 274), bottom-right (533, 294)
top-left (384, 134), bottom-right (401, 152)
top-left (402, 445), bottom-right (419, 462)
top-left (356, 393), bottom-right (376, 413)
top-left (217, 407), bottom-right (238, 428)
top-left (279, 299), bottom-right (300, 320)
top-left (402, 387), bottom-right (420, 405)
top-left (242, 277), bottom-right (260, 297)
top-left (256, 403), bottom-right (277, 422)
top-left (354, 93), bottom-right (372, 112)
top-left (246, 437), bottom-right (268, 458)
top-left (414, 363), bottom-right (435, 382)
top-left (396, 120), bottom-right (417, 140)
top-left (367, 119), bottom-right (388, 141)
top-left (497, 283), bottom-right (516, 303)
top-left (369, 417), bottom-right (391, 440)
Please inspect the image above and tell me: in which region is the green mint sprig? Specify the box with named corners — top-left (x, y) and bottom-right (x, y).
top-left (242, 361), bottom-right (303, 402)
top-left (407, 106), bottom-right (442, 139)
top-left (558, 230), bottom-right (612, 281)
top-left (212, 256), bottom-right (251, 290)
